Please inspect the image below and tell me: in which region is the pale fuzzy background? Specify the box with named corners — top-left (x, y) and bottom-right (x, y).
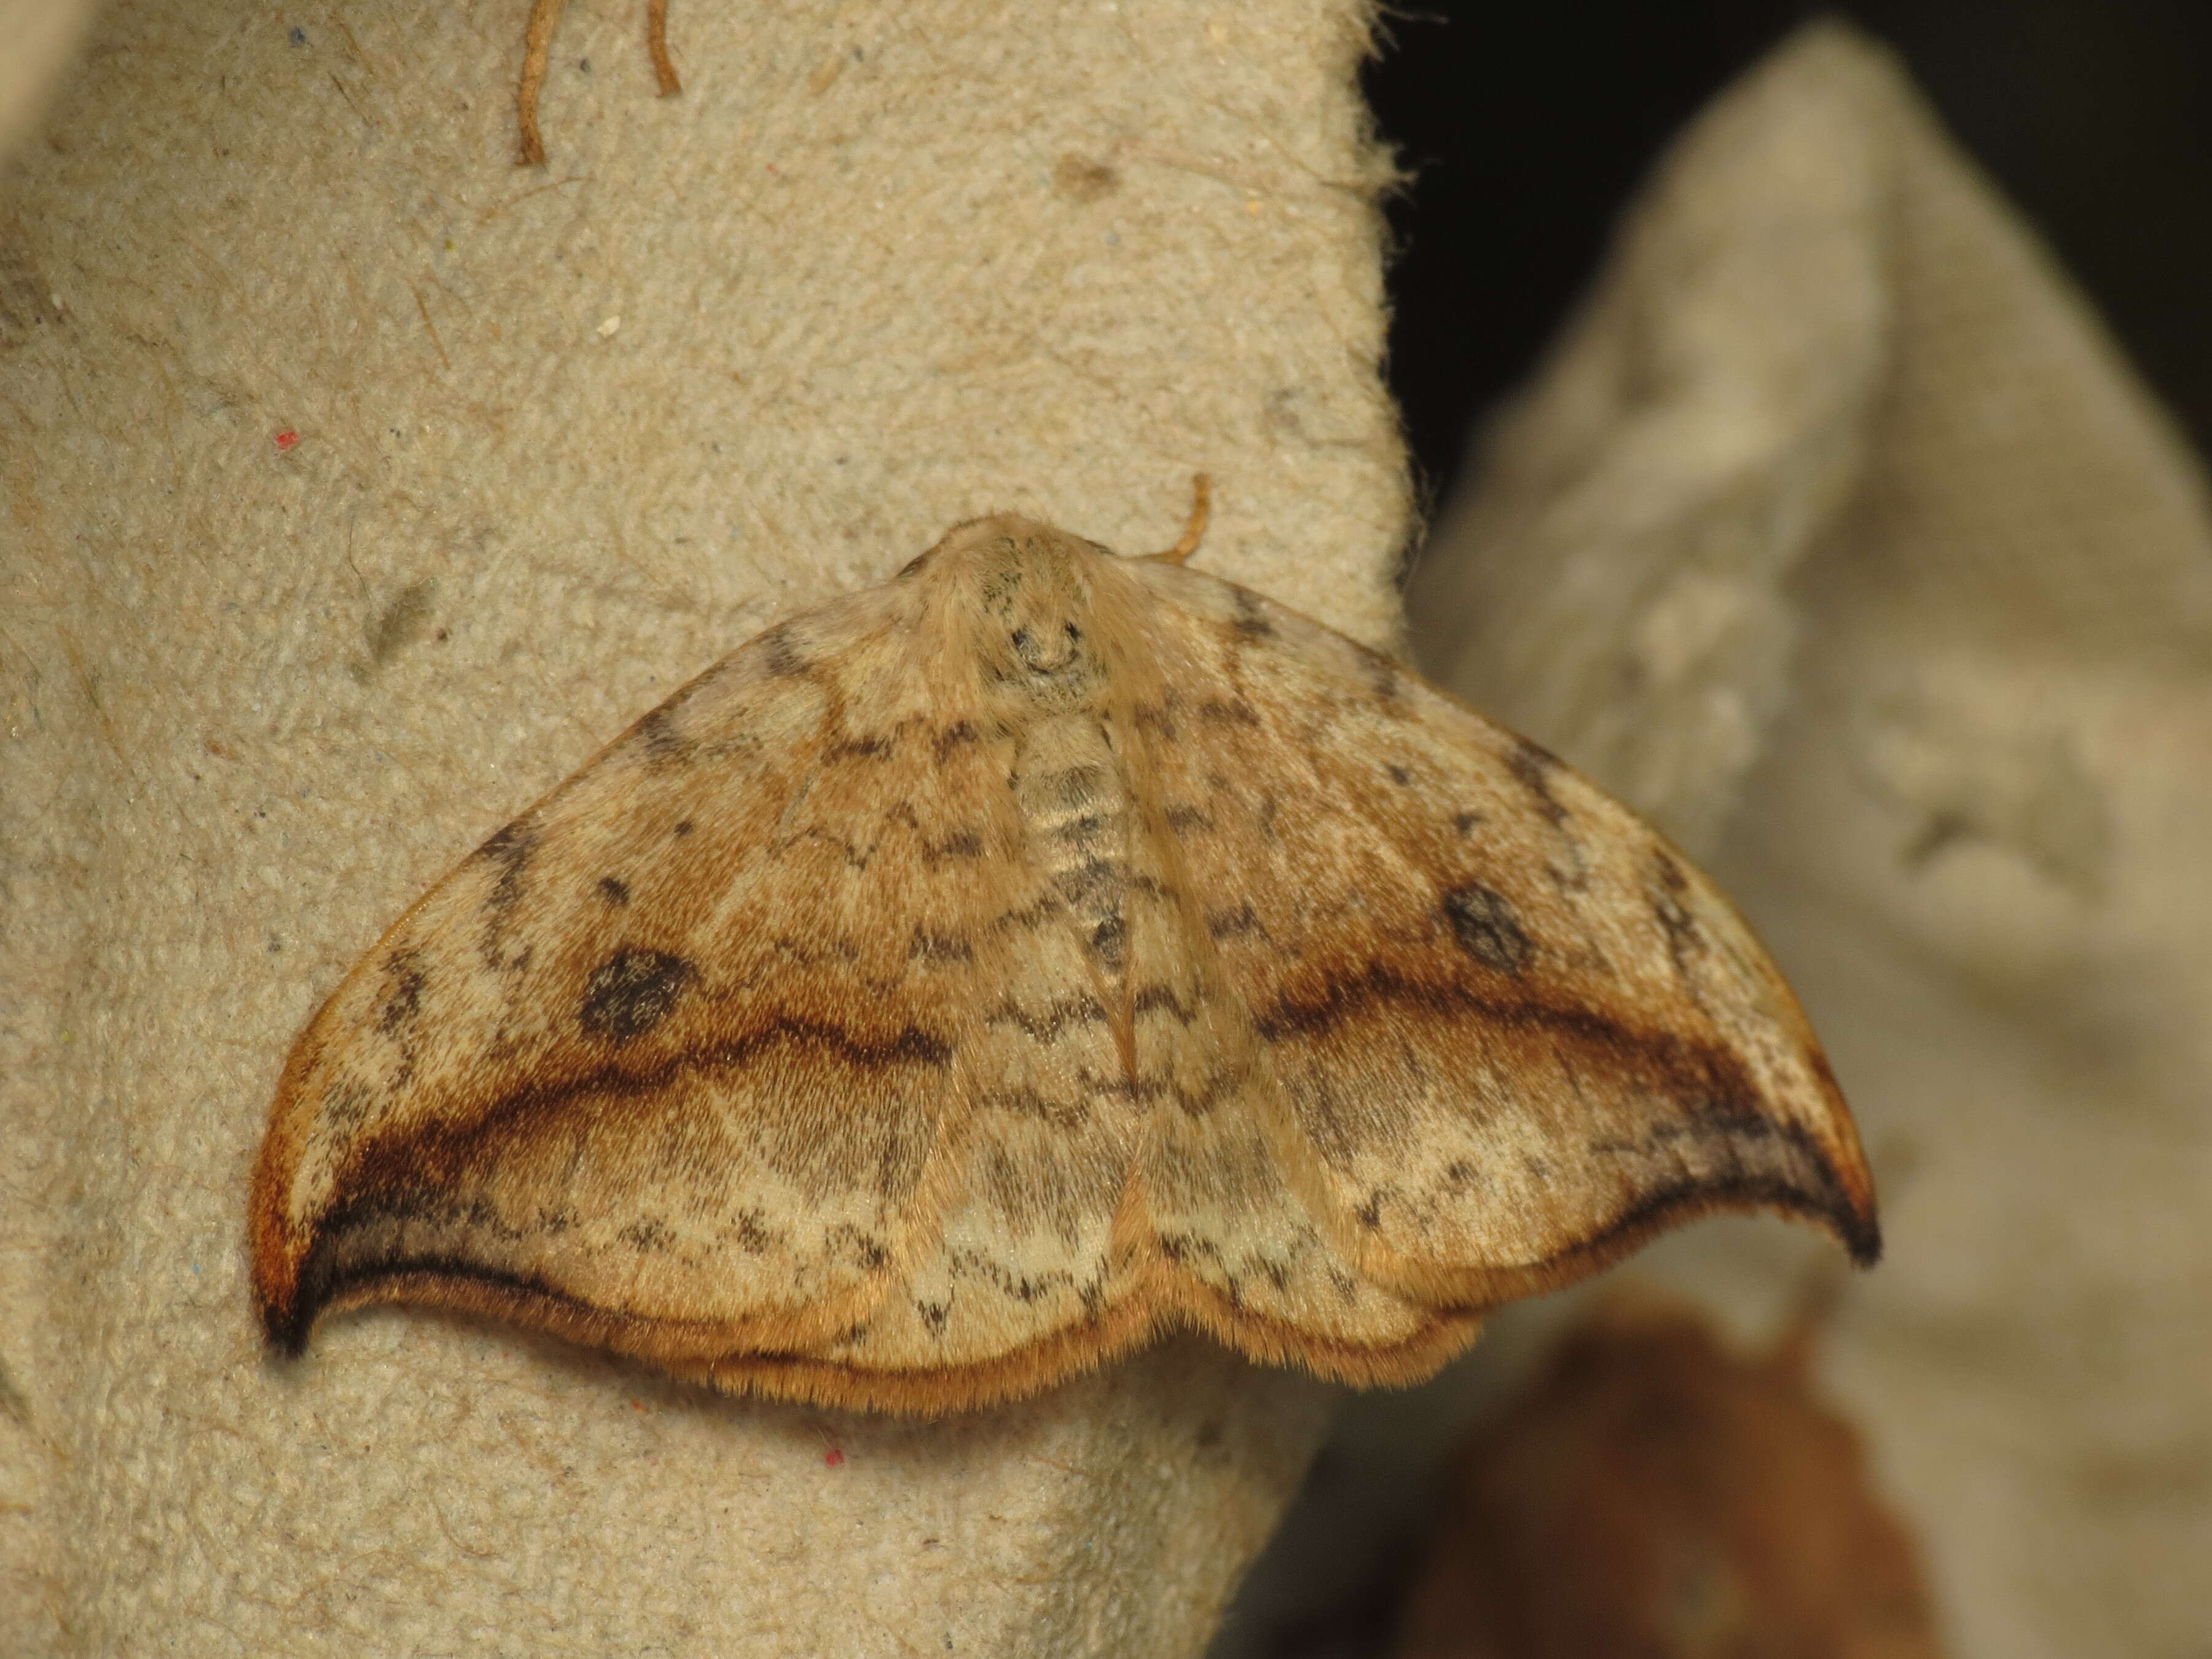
top-left (0, 2), bottom-right (1405, 1653)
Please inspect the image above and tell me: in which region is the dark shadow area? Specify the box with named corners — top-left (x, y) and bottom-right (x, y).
top-left (1368, 1), bottom-right (2212, 512)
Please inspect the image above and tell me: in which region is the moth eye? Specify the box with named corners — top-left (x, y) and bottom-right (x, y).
top-left (1010, 628), bottom-right (1032, 651)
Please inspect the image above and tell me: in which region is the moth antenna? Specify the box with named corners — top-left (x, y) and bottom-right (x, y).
top-left (516, 0), bottom-right (567, 167)
top-left (648, 0), bottom-right (682, 96)
top-left (520, 0), bottom-right (677, 165)
top-left (1148, 474), bottom-right (1212, 565)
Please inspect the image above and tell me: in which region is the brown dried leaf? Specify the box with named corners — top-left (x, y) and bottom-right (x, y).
top-left (1395, 1290), bottom-right (1942, 1659)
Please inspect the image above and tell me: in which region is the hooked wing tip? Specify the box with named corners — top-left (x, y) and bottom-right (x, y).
top-left (262, 1301), bottom-right (313, 1360)
top-left (249, 1241), bottom-right (313, 1358)
top-left (1566, 1164), bottom-right (1881, 1292)
top-left (1841, 1206), bottom-right (1883, 1269)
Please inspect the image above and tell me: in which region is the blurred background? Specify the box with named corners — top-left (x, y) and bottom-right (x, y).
top-left (1368, 0), bottom-right (2212, 514)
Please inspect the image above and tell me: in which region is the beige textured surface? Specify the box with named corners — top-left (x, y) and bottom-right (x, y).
top-left (1403, 23), bottom-right (2212, 1659)
top-left (1, 0), bottom-right (1406, 1650)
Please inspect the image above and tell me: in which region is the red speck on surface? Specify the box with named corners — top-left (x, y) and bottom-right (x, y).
top-left (274, 429), bottom-right (299, 452)
top-left (823, 1448), bottom-right (845, 1468)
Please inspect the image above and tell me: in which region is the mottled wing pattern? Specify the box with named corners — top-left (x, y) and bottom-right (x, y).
top-left (1118, 559), bottom-right (1877, 1345)
top-left (251, 574), bottom-right (1137, 1393)
top-left (253, 511), bottom-right (1875, 1413)
top-left (1097, 641), bottom-right (1469, 1375)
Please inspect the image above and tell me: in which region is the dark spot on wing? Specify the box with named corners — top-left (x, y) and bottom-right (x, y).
top-left (995, 895), bottom-right (1065, 933)
top-left (1131, 984), bottom-right (1197, 1022)
top-left (1646, 851), bottom-right (1711, 990)
top-left (933, 721), bottom-right (979, 763)
top-left (980, 1085), bottom-right (1089, 1131)
top-left (828, 1226), bottom-right (890, 1271)
top-left (908, 927), bottom-right (974, 963)
top-left (1510, 737), bottom-right (1570, 828)
top-left (1051, 764), bottom-right (1106, 809)
top-left (633, 705), bottom-right (690, 765)
top-left (579, 947), bottom-right (696, 1042)
top-left (1364, 651), bottom-right (1402, 703)
top-left (1206, 904), bottom-right (1263, 941)
top-left (928, 830), bottom-right (984, 862)
top-left (597, 877), bottom-right (630, 906)
top-left (729, 1209), bottom-right (779, 1255)
top-left (377, 951), bottom-right (426, 1033)
top-left (320, 1081), bottom-right (375, 1132)
top-left (1441, 883), bottom-right (1532, 976)
top-left (1053, 857), bottom-right (1120, 908)
top-left (471, 823), bottom-right (541, 970)
top-left (987, 994), bottom-right (1108, 1043)
top-left (1230, 587), bottom-right (1274, 641)
top-left (759, 624), bottom-right (808, 678)
top-left (1053, 812), bottom-right (1108, 849)
top-left (618, 1217), bottom-right (673, 1252)
top-left (475, 822), bottom-right (536, 909)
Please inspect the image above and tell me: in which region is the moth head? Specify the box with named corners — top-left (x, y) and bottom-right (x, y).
top-left (919, 514), bottom-right (1116, 706)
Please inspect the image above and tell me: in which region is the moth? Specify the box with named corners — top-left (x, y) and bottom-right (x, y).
top-left (249, 480), bottom-right (1878, 1413)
